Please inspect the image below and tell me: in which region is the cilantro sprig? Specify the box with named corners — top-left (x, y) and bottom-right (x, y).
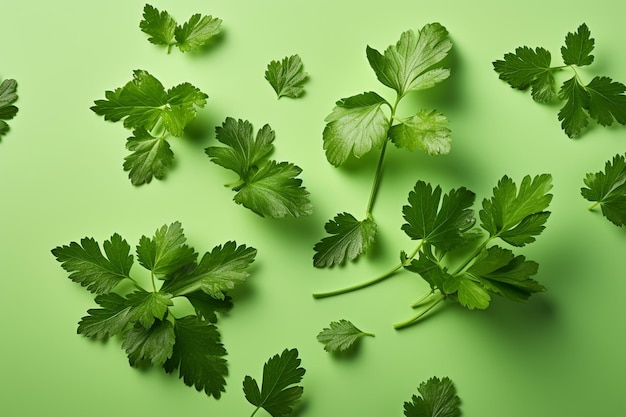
top-left (314, 174), bottom-right (552, 329)
top-left (265, 55), bottom-right (308, 99)
top-left (0, 78), bottom-right (18, 139)
top-left (243, 348), bottom-right (305, 417)
top-left (91, 70), bottom-right (208, 185)
top-left (140, 4), bottom-right (222, 54)
top-left (314, 23), bottom-right (453, 268)
top-left (582, 153), bottom-right (626, 226)
top-left (493, 23), bottom-right (626, 138)
top-left (52, 222), bottom-right (256, 398)
top-left (206, 117), bottom-right (312, 218)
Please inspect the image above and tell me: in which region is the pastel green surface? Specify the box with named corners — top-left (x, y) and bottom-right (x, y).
top-left (1, 0), bottom-right (625, 416)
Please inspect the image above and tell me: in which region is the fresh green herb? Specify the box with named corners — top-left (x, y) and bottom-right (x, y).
top-left (404, 376), bottom-right (461, 417)
top-left (206, 117), bottom-right (312, 218)
top-left (0, 78), bottom-right (18, 139)
top-left (140, 4), bottom-right (222, 54)
top-left (91, 70), bottom-right (208, 185)
top-left (316, 319), bottom-right (374, 352)
top-left (493, 23), bottom-right (626, 138)
top-left (314, 175), bottom-right (552, 329)
top-left (243, 348), bottom-right (305, 417)
top-left (265, 55), bottom-right (308, 99)
top-left (51, 222), bottom-right (256, 398)
top-left (314, 23), bottom-right (452, 267)
top-left (582, 153), bottom-right (626, 226)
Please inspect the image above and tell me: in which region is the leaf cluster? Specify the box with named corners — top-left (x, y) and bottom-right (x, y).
top-left (493, 23), bottom-right (626, 138)
top-left (243, 348), bottom-right (305, 417)
top-left (140, 4), bottom-right (222, 54)
top-left (0, 78), bottom-right (18, 139)
top-left (206, 117), bottom-right (312, 218)
top-left (582, 153), bottom-right (626, 226)
top-left (51, 222), bottom-right (256, 398)
top-left (265, 55), bottom-right (308, 99)
top-left (314, 23), bottom-right (453, 268)
top-left (91, 70), bottom-right (208, 185)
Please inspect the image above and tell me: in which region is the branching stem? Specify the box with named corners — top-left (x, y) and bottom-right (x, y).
top-left (394, 293), bottom-right (444, 330)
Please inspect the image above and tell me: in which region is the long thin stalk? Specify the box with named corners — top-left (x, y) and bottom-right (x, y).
top-left (394, 294), bottom-right (444, 330)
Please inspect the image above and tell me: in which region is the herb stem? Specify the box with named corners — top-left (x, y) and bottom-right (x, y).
top-left (365, 94), bottom-right (401, 218)
top-left (250, 407), bottom-right (260, 417)
top-left (451, 236), bottom-right (493, 276)
top-left (394, 293), bottom-right (444, 330)
top-left (410, 289), bottom-right (435, 308)
top-left (588, 201), bottom-right (600, 210)
top-left (312, 240), bottom-right (423, 299)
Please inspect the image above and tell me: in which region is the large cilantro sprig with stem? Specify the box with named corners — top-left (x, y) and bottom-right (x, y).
top-left (581, 153), bottom-right (626, 226)
top-left (206, 117), bottom-right (312, 218)
top-left (313, 174), bottom-right (552, 329)
top-left (51, 222), bottom-right (256, 398)
top-left (314, 23), bottom-right (453, 268)
top-left (493, 23), bottom-right (626, 138)
top-left (0, 78), bottom-right (18, 139)
top-left (140, 4), bottom-right (222, 54)
top-left (91, 70), bottom-right (208, 185)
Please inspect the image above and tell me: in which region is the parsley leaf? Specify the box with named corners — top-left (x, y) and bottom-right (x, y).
top-left (494, 23), bottom-right (626, 137)
top-left (366, 23), bottom-right (452, 97)
top-left (140, 4), bottom-right (221, 54)
top-left (315, 23), bottom-right (452, 267)
top-left (91, 70), bottom-right (208, 185)
top-left (265, 55), bottom-right (308, 99)
top-left (404, 376), bottom-right (461, 417)
top-left (206, 117), bottom-right (312, 218)
top-left (316, 319), bottom-right (374, 352)
top-left (581, 153), bottom-right (626, 226)
top-left (0, 78), bottom-right (18, 139)
top-left (313, 213), bottom-right (377, 268)
top-left (52, 222), bottom-right (256, 398)
top-left (322, 92), bottom-right (390, 166)
top-left (243, 348), bottom-right (306, 417)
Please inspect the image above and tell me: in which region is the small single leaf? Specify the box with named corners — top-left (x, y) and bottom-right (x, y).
top-left (175, 14), bottom-right (222, 52)
top-left (77, 293), bottom-right (134, 340)
top-left (124, 128), bottom-right (174, 185)
top-left (581, 153), bottom-right (626, 226)
top-left (313, 213), bottom-right (377, 268)
top-left (140, 4), bottom-right (177, 47)
top-left (136, 222), bottom-right (197, 278)
top-left (561, 23), bottom-right (595, 67)
top-left (122, 319), bottom-right (175, 367)
top-left (317, 319), bottom-right (374, 352)
top-left (558, 76), bottom-right (590, 138)
top-left (404, 376), bottom-right (461, 417)
top-left (265, 54), bottom-right (308, 99)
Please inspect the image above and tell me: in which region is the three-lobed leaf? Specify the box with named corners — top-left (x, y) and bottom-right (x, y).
top-left (316, 319), bottom-right (374, 352)
top-left (404, 376), bottom-right (461, 417)
top-left (313, 212), bottom-right (377, 268)
top-left (581, 153), bottom-right (626, 226)
top-left (136, 221), bottom-right (197, 278)
top-left (367, 23), bottom-right (452, 96)
top-left (561, 23), bottom-right (595, 66)
top-left (124, 128), bottom-right (174, 185)
top-left (265, 54), bottom-right (308, 99)
top-left (243, 348), bottom-right (305, 417)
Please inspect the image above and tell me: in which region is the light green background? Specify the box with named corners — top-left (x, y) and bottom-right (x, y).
top-left (1, 0), bottom-right (625, 416)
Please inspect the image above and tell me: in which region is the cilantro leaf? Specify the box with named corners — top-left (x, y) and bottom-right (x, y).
top-left (174, 14), bottom-right (222, 53)
top-left (316, 319), bottom-right (374, 352)
top-left (77, 293), bottom-right (134, 339)
top-left (557, 76), bottom-right (590, 138)
top-left (265, 54), bottom-right (308, 99)
top-left (162, 241), bottom-right (257, 300)
top-left (479, 174), bottom-right (552, 246)
top-left (313, 213), bottom-right (377, 268)
top-left (206, 117), bottom-right (312, 218)
top-left (136, 221), bottom-right (197, 278)
top-left (91, 70), bottom-right (207, 136)
top-left (582, 153), bottom-right (626, 226)
top-left (366, 23), bottom-right (452, 96)
top-left (561, 23), bottom-right (595, 66)
top-left (0, 78), bottom-right (18, 138)
top-left (140, 4), bottom-right (221, 53)
top-left (322, 91), bottom-right (390, 166)
top-left (389, 110), bottom-right (451, 154)
top-left (492, 46), bottom-right (556, 103)
top-left (126, 290), bottom-right (173, 328)
top-left (404, 376), bottom-right (461, 417)
top-left (402, 181), bottom-right (475, 251)
top-left (124, 128), bottom-right (174, 185)
top-left (51, 233), bottom-right (133, 294)
top-left (122, 320), bottom-right (175, 367)
top-left (185, 292), bottom-right (233, 323)
top-left (164, 316), bottom-right (228, 398)
top-left (243, 348), bottom-right (305, 417)
top-left (443, 274), bottom-right (491, 310)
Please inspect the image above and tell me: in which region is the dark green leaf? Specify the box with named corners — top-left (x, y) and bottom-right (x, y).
top-left (126, 290), bottom-right (173, 328)
top-left (185, 292), bottom-right (233, 323)
top-left (313, 213), bottom-right (377, 268)
top-left (558, 76), bottom-right (590, 138)
top-left (265, 55), bottom-right (307, 99)
top-left (77, 293), bottom-right (134, 339)
top-left (582, 153), bottom-right (626, 226)
top-left (389, 110), bottom-right (451, 154)
top-left (122, 319), bottom-right (175, 367)
top-left (124, 128), bottom-right (174, 185)
top-left (174, 14), bottom-right (221, 52)
top-left (0, 78), bottom-right (18, 138)
top-left (404, 376), bottom-right (461, 417)
top-left (136, 222), bottom-right (197, 278)
top-left (561, 23), bottom-right (595, 66)
top-left (493, 46), bottom-right (556, 103)
top-left (585, 76), bottom-right (626, 127)
top-left (139, 4), bottom-right (176, 47)
top-left (316, 319), bottom-right (374, 352)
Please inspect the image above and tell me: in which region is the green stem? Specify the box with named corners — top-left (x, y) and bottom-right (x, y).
top-left (410, 289), bottom-right (435, 308)
top-left (250, 407), bottom-right (260, 417)
top-left (450, 236), bottom-right (493, 276)
top-left (588, 201), bottom-right (600, 210)
top-left (312, 241), bottom-right (424, 299)
top-left (394, 293), bottom-right (444, 330)
top-left (150, 271), bottom-right (157, 293)
top-left (365, 94), bottom-right (401, 218)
